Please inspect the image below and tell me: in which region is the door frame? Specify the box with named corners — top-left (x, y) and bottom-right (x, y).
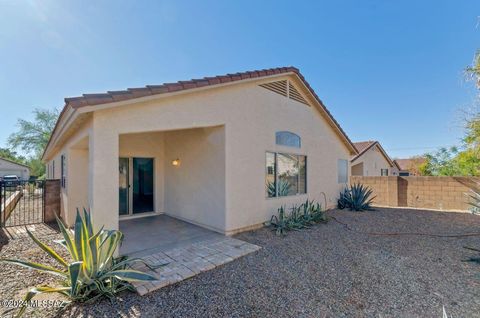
top-left (119, 157), bottom-right (156, 218)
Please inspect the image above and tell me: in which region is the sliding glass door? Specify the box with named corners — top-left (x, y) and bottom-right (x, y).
top-left (119, 157), bottom-right (154, 216)
top-left (132, 158), bottom-right (154, 214)
top-left (119, 158), bottom-right (129, 215)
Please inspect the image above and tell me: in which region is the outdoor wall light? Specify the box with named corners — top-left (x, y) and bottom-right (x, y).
top-left (172, 158), bottom-right (180, 166)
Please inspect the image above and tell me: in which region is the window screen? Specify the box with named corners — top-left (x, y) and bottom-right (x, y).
top-left (266, 152), bottom-right (306, 197)
top-left (338, 159), bottom-right (348, 183)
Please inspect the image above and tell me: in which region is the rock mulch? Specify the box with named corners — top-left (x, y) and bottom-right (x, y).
top-left (1, 208), bottom-right (480, 317)
top-left (0, 225), bottom-right (67, 318)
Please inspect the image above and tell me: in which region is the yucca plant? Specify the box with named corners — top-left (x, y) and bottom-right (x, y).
top-left (1, 209), bottom-right (162, 317)
top-left (337, 183), bottom-right (375, 211)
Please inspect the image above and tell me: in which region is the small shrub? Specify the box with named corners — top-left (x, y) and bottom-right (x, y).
top-left (1, 209), bottom-right (162, 317)
top-left (337, 183), bottom-right (375, 211)
top-left (267, 200), bottom-right (327, 236)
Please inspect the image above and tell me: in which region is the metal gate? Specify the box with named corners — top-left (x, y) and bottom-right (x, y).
top-left (0, 180), bottom-right (45, 227)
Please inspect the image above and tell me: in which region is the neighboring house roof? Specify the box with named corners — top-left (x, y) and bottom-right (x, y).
top-left (0, 157), bottom-right (30, 169)
top-left (351, 140), bottom-right (399, 169)
top-left (43, 66), bottom-right (358, 159)
top-left (353, 141), bottom-right (376, 155)
top-left (394, 158), bottom-right (426, 171)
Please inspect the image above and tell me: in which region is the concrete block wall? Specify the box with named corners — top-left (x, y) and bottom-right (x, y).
top-left (44, 179), bottom-right (61, 223)
top-left (350, 176), bottom-right (480, 211)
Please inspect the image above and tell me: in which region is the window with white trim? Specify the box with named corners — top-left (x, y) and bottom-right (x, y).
top-left (266, 152), bottom-right (307, 197)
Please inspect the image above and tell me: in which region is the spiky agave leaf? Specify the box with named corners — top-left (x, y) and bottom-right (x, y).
top-left (267, 200), bottom-right (327, 236)
top-left (2, 209), bottom-right (164, 317)
top-left (338, 183), bottom-right (375, 211)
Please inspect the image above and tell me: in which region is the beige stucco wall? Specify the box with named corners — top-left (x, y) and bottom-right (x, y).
top-left (351, 145), bottom-right (391, 176)
top-left (46, 119), bottom-right (92, 226)
top-left (46, 75), bottom-right (352, 233)
top-left (66, 148), bottom-right (89, 224)
top-left (0, 159), bottom-right (30, 180)
top-left (164, 126), bottom-right (226, 231)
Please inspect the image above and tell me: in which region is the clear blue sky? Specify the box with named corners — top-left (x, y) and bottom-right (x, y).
top-left (1, 0), bottom-right (479, 158)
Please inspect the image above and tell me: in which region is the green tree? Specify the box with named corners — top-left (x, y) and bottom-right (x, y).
top-left (421, 50), bottom-right (480, 176)
top-left (8, 108), bottom-right (59, 155)
top-left (7, 108), bottom-right (59, 177)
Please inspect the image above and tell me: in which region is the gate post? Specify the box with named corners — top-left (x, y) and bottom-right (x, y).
top-left (44, 180), bottom-right (61, 223)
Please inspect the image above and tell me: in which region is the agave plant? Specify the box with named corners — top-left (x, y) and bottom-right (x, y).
top-left (338, 183), bottom-right (375, 211)
top-left (267, 200), bottom-right (327, 236)
top-left (268, 205), bottom-right (288, 235)
top-left (1, 209), bottom-right (161, 317)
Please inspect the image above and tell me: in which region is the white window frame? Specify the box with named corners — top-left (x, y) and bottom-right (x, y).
top-left (266, 151), bottom-right (307, 198)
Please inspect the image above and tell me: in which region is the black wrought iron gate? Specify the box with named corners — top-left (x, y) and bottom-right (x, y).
top-left (0, 180), bottom-right (45, 227)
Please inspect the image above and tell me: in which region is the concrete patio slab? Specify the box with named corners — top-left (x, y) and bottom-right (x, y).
top-left (120, 214), bottom-right (226, 257)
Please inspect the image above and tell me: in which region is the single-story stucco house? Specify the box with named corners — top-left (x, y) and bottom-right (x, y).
top-left (392, 158), bottom-right (426, 176)
top-left (42, 67), bottom-right (358, 235)
top-left (351, 141), bottom-right (399, 176)
top-left (0, 157), bottom-right (30, 181)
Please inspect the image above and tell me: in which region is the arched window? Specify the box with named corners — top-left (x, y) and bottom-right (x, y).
top-left (276, 131), bottom-right (301, 148)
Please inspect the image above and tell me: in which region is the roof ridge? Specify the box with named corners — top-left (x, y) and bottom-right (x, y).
top-left (64, 66), bottom-right (299, 106)
top-left (45, 66), bottom-right (357, 160)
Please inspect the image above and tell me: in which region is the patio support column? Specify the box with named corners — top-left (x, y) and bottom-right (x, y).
top-left (88, 122), bottom-right (119, 231)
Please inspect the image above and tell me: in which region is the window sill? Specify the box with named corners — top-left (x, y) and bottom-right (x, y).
top-left (265, 193), bottom-right (308, 200)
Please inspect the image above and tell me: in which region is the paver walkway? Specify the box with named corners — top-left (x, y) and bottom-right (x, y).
top-left (131, 236), bottom-right (260, 295)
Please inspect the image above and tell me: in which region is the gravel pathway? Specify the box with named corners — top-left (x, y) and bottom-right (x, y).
top-left (1, 208), bottom-right (480, 317)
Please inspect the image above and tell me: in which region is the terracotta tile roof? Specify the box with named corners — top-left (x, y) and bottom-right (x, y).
top-left (353, 141), bottom-right (376, 154)
top-left (394, 158), bottom-right (426, 171)
top-left (65, 67), bottom-right (301, 108)
top-left (352, 140), bottom-right (398, 168)
top-left (44, 67), bottom-right (358, 159)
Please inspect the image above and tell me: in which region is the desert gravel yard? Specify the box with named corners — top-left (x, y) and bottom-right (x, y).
top-left (2, 208), bottom-right (480, 317)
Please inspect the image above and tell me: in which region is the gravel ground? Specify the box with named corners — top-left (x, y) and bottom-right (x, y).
top-left (2, 208), bottom-right (480, 317)
top-left (0, 226), bottom-right (67, 318)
